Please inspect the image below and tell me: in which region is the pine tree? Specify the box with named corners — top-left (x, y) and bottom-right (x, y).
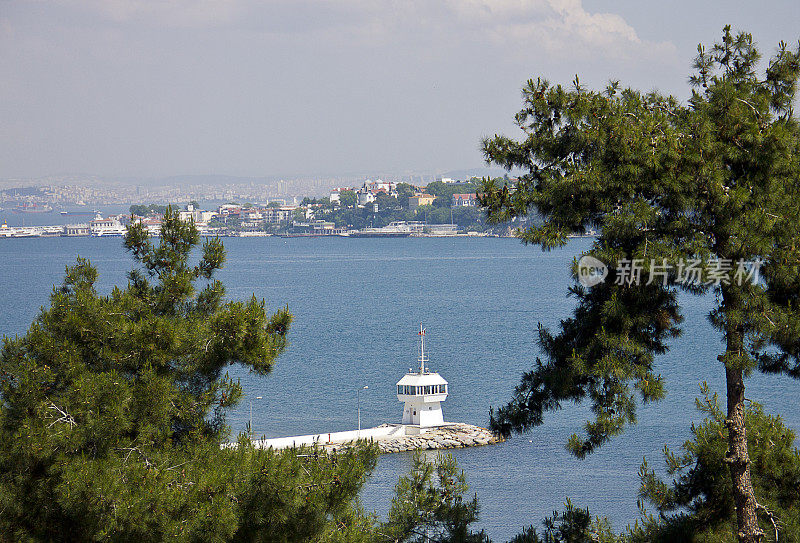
top-left (508, 500), bottom-right (617, 543)
top-left (382, 452), bottom-right (489, 543)
top-left (502, 392), bottom-right (800, 543)
top-left (0, 207), bottom-right (378, 541)
top-left (631, 384), bottom-right (800, 542)
top-left (479, 27), bottom-right (800, 542)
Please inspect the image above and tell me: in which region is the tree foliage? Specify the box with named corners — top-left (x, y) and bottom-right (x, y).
top-left (424, 181), bottom-right (481, 209)
top-left (130, 203), bottom-right (169, 217)
top-left (0, 207), bottom-right (378, 541)
top-left (508, 500), bottom-right (617, 543)
top-left (480, 27), bottom-right (800, 542)
top-left (339, 190), bottom-right (358, 209)
top-left (630, 385), bottom-right (800, 542)
top-left (396, 183), bottom-right (417, 201)
top-left (382, 453), bottom-right (489, 543)
top-left (503, 392), bottom-right (800, 543)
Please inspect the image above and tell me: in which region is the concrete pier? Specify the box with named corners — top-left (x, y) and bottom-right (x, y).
top-left (244, 422), bottom-right (502, 454)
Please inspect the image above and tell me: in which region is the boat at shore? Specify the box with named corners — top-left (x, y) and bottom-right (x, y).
top-left (346, 221), bottom-right (423, 238)
top-left (13, 203), bottom-right (53, 214)
top-left (60, 210), bottom-right (97, 216)
top-left (90, 214), bottom-right (127, 237)
top-left (347, 231), bottom-right (411, 238)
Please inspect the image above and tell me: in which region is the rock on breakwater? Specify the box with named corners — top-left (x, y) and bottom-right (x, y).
top-left (325, 423), bottom-right (503, 454)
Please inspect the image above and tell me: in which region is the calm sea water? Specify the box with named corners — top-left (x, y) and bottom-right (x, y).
top-left (0, 237), bottom-right (797, 541)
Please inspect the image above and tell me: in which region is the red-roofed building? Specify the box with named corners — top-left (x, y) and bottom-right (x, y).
top-left (451, 193), bottom-right (477, 207)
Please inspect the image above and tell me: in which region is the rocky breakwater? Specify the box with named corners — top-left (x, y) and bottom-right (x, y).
top-left (375, 423), bottom-right (503, 454)
top-left (247, 422), bottom-right (504, 454)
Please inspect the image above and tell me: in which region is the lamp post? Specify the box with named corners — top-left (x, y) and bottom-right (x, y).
top-left (357, 386), bottom-right (368, 437)
top-left (249, 396), bottom-right (263, 438)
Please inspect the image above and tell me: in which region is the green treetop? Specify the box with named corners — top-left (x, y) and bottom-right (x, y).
top-left (480, 27), bottom-right (800, 543)
top-left (338, 190), bottom-right (358, 209)
top-left (130, 203), bottom-right (169, 217)
top-left (0, 207), bottom-right (377, 541)
top-left (382, 452), bottom-right (488, 543)
top-left (396, 183), bottom-right (417, 201)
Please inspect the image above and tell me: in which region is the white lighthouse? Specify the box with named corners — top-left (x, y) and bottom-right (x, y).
top-left (396, 325), bottom-right (448, 431)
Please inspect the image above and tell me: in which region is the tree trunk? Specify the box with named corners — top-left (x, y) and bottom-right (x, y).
top-left (724, 330), bottom-right (764, 542)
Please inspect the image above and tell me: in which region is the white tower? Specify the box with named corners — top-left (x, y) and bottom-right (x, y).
top-left (396, 325), bottom-right (448, 430)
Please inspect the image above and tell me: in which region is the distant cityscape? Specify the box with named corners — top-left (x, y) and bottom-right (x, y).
top-left (0, 174), bottom-right (531, 239)
top-left (0, 169), bottom-right (505, 207)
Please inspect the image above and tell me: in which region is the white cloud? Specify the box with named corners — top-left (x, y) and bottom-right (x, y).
top-left (436, 0), bottom-right (671, 61)
top-left (58, 0), bottom-right (671, 62)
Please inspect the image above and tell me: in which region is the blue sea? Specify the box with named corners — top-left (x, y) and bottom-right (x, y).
top-left (0, 236), bottom-right (797, 541)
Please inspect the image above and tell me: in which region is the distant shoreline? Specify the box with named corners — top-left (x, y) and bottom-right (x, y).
top-left (0, 232), bottom-right (599, 240)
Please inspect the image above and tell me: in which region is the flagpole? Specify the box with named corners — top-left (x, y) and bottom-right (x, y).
top-left (419, 323), bottom-right (426, 374)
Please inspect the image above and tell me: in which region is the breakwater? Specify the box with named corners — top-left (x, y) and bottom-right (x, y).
top-left (374, 423), bottom-right (502, 453)
top-left (243, 422), bottom-right (503, 454)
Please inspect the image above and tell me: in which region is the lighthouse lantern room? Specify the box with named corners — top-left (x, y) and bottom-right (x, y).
top-left (396, 326), bottom-right (448, 429)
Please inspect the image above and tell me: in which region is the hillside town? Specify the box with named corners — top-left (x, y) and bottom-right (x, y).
top-left (0, 176), bottom-right (525, 238)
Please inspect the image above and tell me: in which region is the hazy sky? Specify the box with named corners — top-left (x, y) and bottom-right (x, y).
top-left (1, 1), bottom-right (798, 179)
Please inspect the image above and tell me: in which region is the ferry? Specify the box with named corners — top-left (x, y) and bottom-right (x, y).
top-left (90, 214), bottom-right (127, 237)
top-left (60, 210), bottom-right (95, 216)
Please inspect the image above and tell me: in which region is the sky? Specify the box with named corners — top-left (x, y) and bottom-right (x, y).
top-left (1, 0), bottom-right (799, 180)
